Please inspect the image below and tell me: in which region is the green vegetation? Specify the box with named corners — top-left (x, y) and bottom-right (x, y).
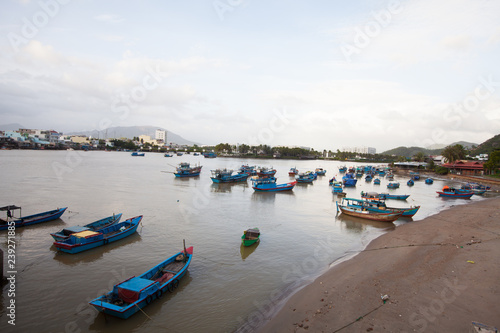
top-left (434, 166), bottom-right (449, 175)
top-left (483, 150), bottom-right (500, 175)
top-left (470, 134), bottom-right (500, 156)
top-left (382, 146), bottom-right (443, 158)
top-left (441, 144), bottom-right (467, 163)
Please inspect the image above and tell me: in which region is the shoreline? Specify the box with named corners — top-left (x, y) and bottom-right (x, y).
top-left (258, 196), bottom-right (500, 332)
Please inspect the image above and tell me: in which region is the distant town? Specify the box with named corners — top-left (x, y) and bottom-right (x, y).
top-left (1, 127), bottom-right (498, 177)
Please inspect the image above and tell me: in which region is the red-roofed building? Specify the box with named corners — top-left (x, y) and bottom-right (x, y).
top-left (441, 160), bottom-right (485, 176)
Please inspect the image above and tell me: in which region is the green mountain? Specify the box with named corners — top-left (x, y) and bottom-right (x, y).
top-left (382, 146), bottom-right (443, 158)
top-left (470, 134), bottom-right (500, 155)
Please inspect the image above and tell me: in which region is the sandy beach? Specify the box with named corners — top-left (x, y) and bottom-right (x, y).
top-left (259, 196), bottom-right (500, 333)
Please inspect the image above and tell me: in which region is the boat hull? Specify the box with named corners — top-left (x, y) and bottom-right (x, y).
top-left (211, 175), bottom-right (248, 183)
top-left (252, 181), bottom-right (296, 192)
top-left (338, 205), bottom-right (402, 222)
top-left (437, 191), bottom-right (473, 198)
top-left (174, 172), bottom-right (201, 177)
top-left (50, 213), bottom-right (122, 241)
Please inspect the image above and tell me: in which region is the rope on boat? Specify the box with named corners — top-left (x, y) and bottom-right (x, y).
top-left (134, 303), bottom-right (153, 321)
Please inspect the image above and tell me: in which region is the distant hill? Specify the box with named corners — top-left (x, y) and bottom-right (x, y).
top-left (0, 123), bottom-right (24, 131)
top-left (450, 141), bottom-right (478, 150)
top-left (470, 134), bottom-right (500, 155)
top-left (67, 126), bottom-right (200, 146)
top-left (382, 146), bottom-right (443, 158)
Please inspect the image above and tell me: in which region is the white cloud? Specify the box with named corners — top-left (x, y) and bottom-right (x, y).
top-left (93, 14), bottom-right (125, 24)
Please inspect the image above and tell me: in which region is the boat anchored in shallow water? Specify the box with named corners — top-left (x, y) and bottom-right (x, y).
top-left (0, 206), bottom-right (67, 231)
top-left (251, 177), bottom-right (296, 192)
top-left (437, 186), bottom-right (474, 198)
top-left (210, 169), bottom-right (249, 183)
top-left (242, 228), bottom-right (260, 246)
top-left (50, 213), bottom-right (122, 241)
top-left (336, 198), bottom-right (402, 222)
top-left (174, 162), bottom-right (202, 177)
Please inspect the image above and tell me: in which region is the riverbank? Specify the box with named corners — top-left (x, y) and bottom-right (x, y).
top-left (259, 197), bottom-right (500, 332)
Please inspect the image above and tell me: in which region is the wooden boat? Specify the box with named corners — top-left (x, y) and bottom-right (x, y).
top-left (407, 179), bottom-right (414, 186)
top-left (344, 198), bottom-right (420, 217)
top-left (210, 169), bottom-right (249, 183)
top-left (365, 174), bottom-right (373, 182)
top-left (239, 164), bottom-right (256, 176)
top-left (252, 177), bottom-right (296, 192)
top-left (131, 152), bottom-right (145, 157)
top-left (387, 182), bottom-right (400, 189)
top-left (295, 172), bottom-right (314, 183)
top-left (386, 173), bottom-right (394, 180)
top-left (425, 178), bottom-right (433, 184)
top-left (257, 167), bottom-right (277, 177)
top-left (361, 191), bottom-right (410, 200)
top-left (373, 178), bottom-right (381, 185)
top-left (315, 168), bottom-right (326, 176)
top-left (164, 153), bottom-right (173, 157)
top-left (53, 216), bottom-right (142, 253)
top-left (174, 162), bottom-right (202, 177)
top-left (89, 244), bottom-right (193, 319)
top-left (288, 167), bottom-right (298, 176)
top-left (338, 166), bottom-right (347, 173)
top-left (410, 171), bottom-right (420, 180)
top-left (176, 152), bottom-right (183, 156)
top-left (331, 181), bottom-right (343, 193)
top-left (50, 213), bottom-right (123, 241)
top-left (336, 200), bottom-right (402, 222)
top-left (203, 152), bottom-right (217, 158)
top-left (342, 172), bottom-right (357, 187)
top-left (437, 186), bottom-right (473, 199)
top-left (242, 228), bottom-right (260, 246)
top-left (0, 206), bottom-right (67, 231)
top-left (461, 184), bottom-right (486, 195)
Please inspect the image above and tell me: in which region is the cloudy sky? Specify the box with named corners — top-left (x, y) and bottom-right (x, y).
top-left (1, 0), bottom-right (499, 152)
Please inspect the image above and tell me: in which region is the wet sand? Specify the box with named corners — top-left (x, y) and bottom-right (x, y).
top-left (259, 197), bottom-right (500, 332)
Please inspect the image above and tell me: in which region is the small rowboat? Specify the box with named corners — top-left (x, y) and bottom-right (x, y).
top-left (315, 168), bottom-right (326, 176)
top-left (0, 206), bottom-right (67, 231)
top-left (53, 216), bottom-right (142, 254)
top-left (425, 178), bottom-right (433, 184)
top-left (407, 179), bottom-right (414, 186)
top-left (89, 244), bottom-right (193, 319)
top-left (336, 200), bottom-right (402, 222)
top-left (50, 213), bottom-right (123, 241)
top-left (242, 228), bottom-right (260, 246)
top-left (387, 182), bottom-right (400, 189)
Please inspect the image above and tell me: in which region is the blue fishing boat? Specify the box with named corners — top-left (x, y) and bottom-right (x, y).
top-left (174, 162), bottom-right (202, 177)
top-left (461, 183), bottom-right (487, 195)
top-left (365, 174), bottom-right (373, 182)
top-left (386, 173), bottom-right (394, 180)
top-left (203, 152), bottom-right (217, 158)
top-left (373, 178), bottom-right (381, 185)
top-left (89, 244), bottom-right (193, 319)
top-left (295, 172), bottom-right (315, 183)
top-left (407, 179), bottom-right (414, 186)
top-left (50, 213), bottom-right (123, 241)
top-left (252, 177), bottom-right (296, 192)
top-left (53, 216), bottom-right (142, 254)
top-left (342, 173), bottom-right (357, 187)
top-left (336, 199), bottom-right (402, 222)
top-left (338, 166), bottom-right (347, 173)
top-left (387, 182), bottom-right (400, 189)
top-left (343, 198), bottom-right (420, 218)
top-left (289, 167), bottom-right (298, 176)
top-left (239, 164), bottom-right (257, 176)
top-left (361, 191), bottom-right (410, 200)
top-left (425, 178), bottom-right (433, 184)
top-left (410, 171), bottom-right (420, 180)
top-left (315, 168), bottom-right (326, 176)
top-left (437, 186), bottom-right (473, 199)
top-left (257, 167), bottom-right (277, 177)
top-left (331, 180), bottom-right (343, 193)
top-left (164, 153), bottom-right (173, 157)
top-left (0, 206), bottom-right (67, 231)
top-left (131, 152), bottom-right (145, 157)
top-left (210, 169), bottom-right (249, 183)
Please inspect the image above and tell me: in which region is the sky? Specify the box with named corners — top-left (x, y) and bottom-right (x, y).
top-left (0, 0), bottom-right (499, 152)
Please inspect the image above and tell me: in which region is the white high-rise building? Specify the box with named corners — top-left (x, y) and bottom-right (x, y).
top-left (155, 129), bottom-right (166, 142)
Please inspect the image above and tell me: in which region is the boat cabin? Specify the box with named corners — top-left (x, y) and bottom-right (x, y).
top-left (244, 228), bottom-right (260, 240)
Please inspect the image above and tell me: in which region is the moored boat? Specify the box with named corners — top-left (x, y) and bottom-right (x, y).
top-left (338, 166), bottom-right (347, 173)
top-left (461, 184), bottom-right (486, 195)
top-left (410, 171), bottom-right (420, 180)
top-left (331, 180), bottom-right (343, 193)
top-left (425, 178), bottom-right (434, 184)
top-left (50, 213), bottom-right (123, 241)
top-left (373, 178), bottom-right (381, 185)
top-left (0, 206), bottom-right (67, 231)
top-left (203, 152), bottom-right (217, 158)
top-left (131, 152), bottom-right (145, 157)
top-left (242, 228), bottom-right (260, 246)
top-left (252, 177), bottom-right (296, 192)
top-left (210, 169), bottom-right (249, 183)
top-left (164, 153), bottom-right (173, 157)
top-left (257, 167), bottom-right (277, 177)
top-left (295, 172), bottom-right (314, 183)
top-left (407, 179), bottom-right (414, 186)
top-left (437, 186), bottom-right (474, 198)
top-left (315, 168), bottom-right (326, 176)
top-left (53, 216), bottom-right (142, 254)
top-left (387, 182), bottom-right (400, 189)
top-left (336, 199), bottom-right (402, 222)
top-left (174, 162), bottom-right (202, 177)
top-left (288, 167), bottom-right (298, 176)
top-left (361, 191), bottom-right (410, 200)
top-left (344, 198), bottom-right (420, 217)
top-left (89, 244), bottom-right (193, 319)
top-left (342, 172), bottom-right (357, 187)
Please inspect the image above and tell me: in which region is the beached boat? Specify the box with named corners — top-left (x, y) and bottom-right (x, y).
top-left (131, 152), bottom-right (145, 157)
top-left (437, 186), bottom-right (474, 199)
top-left (174, 162), bottom-right (202, 177)
top-left (242, 228), bottom-right (260, 246)
top-left (387, 182), bottom-right (400, 189)
top-left (344, 198), bottom-right (420, 218)
top-left (295, 172), bottom-right (315, 183)
top-left (410, 171), bottom-right (420, 180)
top-left (50, 213), bottom-right (123, 241)
top-left (361, 191), bottom-right (410, 200)
top-left (288, 167), bottom-right (298, 176)
top-left (210, 169), bottom-right (249, 183)
top-left (53, 216), bottom-right (142, 254)
top-left (251, 177), bottom-right (296, 192)
top-left (315, 168), bottom-right (326, 176)
top-left (373, 178), bottom-right (381, 185)
top-left (89, 244), bottom-right (193, 319)
top-left (0, 206), bottom-right (67, 231)
top-left (407, 179), bottom-right (414, 186)
top-left (425, 178), bottom-right (433, 184)
top-left (342, 172), bottom-right (357, 187)
top-left (461, 184), bottom-right (486, 195)
top-left (336, 199), bottom-right (402, 222)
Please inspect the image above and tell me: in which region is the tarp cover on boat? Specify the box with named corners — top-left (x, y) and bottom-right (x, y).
top-left (73, 230), bottom-right (100, 238)
top-left (118, 277), bottom-right (155, 303)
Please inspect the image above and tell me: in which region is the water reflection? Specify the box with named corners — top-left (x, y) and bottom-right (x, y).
top-left (52, 233), bottom-right (142, 265)
top-left (240, 242), bottom-right (260, 260)
top-left (210, 182), bottom-right (249, 193)
top-left (88, 272), bottom-right (193, 331)
top-left (335, 213), bottom-right (396, 233)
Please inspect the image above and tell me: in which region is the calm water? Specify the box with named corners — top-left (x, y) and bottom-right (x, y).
top-left (0, 150), bottom-right (485, 333)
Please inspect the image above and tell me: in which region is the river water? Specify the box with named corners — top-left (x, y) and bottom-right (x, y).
top-left (0, 150), bottom-right (485, 333)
